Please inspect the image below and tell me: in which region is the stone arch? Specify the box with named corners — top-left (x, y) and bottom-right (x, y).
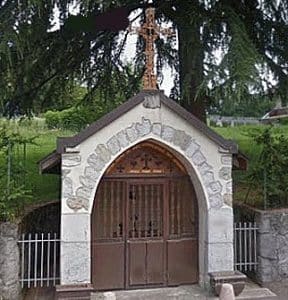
top-left (61, 118), bottom-right (234, 288)
top-left (65, 117), bottom-right (224, 213)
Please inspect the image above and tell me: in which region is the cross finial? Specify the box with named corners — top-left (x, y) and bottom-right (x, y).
top-left (129, 7), bottom-right (174, 90)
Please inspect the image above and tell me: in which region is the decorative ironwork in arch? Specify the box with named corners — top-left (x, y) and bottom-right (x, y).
top-left (105, 140), bottom-right (186, 176)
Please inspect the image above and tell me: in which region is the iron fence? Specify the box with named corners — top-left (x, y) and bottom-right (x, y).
top-left (18, 233), bottom-right (60, 288)
top-left (18, 222), bottom-right (258, 288)
top-left (234, 222), bottom-right (258, 272)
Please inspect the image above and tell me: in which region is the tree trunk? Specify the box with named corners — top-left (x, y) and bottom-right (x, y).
top-left (177, 20), bottom-right (206, 122)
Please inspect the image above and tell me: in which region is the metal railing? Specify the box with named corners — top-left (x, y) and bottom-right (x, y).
top-left (234, 222), bottom-right (258, 272)
top-left (18, 223), bottom-right (258, 289)
top-left (18, 233), bottom-right (60, 288)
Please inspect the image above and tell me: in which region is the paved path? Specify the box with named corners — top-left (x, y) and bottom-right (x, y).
top-left (24, 282), bottom-right (277, 300)
top-left (263, 280), bottom-right (288, 300)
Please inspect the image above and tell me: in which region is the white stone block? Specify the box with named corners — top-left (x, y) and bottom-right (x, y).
top-left (161, 125), bottom-right (175, 142)
top-left (126, 124), bottom-right (138, 142)
top-left (135, 118), bottom-right (151, 136)
top-left (226, 181), bottom-right (232, 194)
top-left (208, 207), bottom-right (233, 243)
top-left (61, 241), bottom-right (90, 284)
top-left (221, 155), bottom-right (232, 165)
top-left (207, 242), bottom-right (234, 272)
top-left (62, 177), bottom-right (73, 198)
top-left (152, 123), bottom-right (162, 136)
top-left (116, 130), bottom-right (129, 148)
top-left (143, 95), bottom-right (161, 108)
top-left (185, 140), bottom-right (200, 158)
top-left (62, 154), bottom-right (81, 167)
top-left (95, 144), bottom-right (111, 163)
top-left (219, 166), bottom-right (231, 181)
top-left (192, 151), bottom-right (206, 166)
top-left (106, 136), bottom-right (121, 155)
top-left (61, 214), bottom-right (90, 242)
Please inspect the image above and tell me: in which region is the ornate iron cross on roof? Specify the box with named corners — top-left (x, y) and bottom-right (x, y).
top-left (129, 7), bottom-right (174, 90)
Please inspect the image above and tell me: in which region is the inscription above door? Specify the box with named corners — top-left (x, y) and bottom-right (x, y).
top-left (106, 141), bottom-right (185, 175)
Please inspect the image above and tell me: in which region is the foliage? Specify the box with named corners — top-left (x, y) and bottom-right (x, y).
top-left (44, 106), bottom-right (93, 131)
top-left (0, 123), bottom-right (36, 221)
top-left (0, 1), bottom-right (288, 121)
top-left (208, 93), bottom-right (275, 117)
top-left (44, 87), bottom-right (128, 131)
top-left (245, 127), bottom-right (288, 209)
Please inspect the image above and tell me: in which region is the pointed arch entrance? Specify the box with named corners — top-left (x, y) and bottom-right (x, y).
top-left (91, 141), bottom-right (198, 290)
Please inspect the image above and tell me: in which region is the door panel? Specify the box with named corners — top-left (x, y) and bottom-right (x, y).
top-left (92, 242), bottom-right (125, 290)
top-left (147, 241), bottom-right (165, 284)
top-left (167, 239), bottom-right (198, 285)
top-left (128, 241), bottom-right (146, 286)
top-left (127, 182), bottom-right (165, 287)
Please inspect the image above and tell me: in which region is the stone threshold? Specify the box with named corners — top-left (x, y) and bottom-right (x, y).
top-left (91, 284), bottom-right (277, 300)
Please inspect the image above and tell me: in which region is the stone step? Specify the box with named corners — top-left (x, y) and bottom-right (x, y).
top-left (237, 288), bottom-right (278, 300)
top-left (91, 285), bottom-right (278, 300)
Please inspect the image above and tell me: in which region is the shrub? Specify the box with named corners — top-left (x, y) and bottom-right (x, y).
top-left (44, 110), bottom-right (61, 129)
top-left (44, 107), bottom-right (96, 131)
top-left (247, 127), bottom-right (288, 209)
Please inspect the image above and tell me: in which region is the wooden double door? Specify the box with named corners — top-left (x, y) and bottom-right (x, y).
top-left (91, 177), bottom-right (198, 290)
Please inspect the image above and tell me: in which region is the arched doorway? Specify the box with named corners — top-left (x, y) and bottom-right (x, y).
top-left (91, 141), bottom-right (198, 290)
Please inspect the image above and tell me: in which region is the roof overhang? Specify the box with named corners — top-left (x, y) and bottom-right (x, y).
top-left (38, 150), bottom-right (61, 174)
top-left (38, 90), bottom-right (248, 174)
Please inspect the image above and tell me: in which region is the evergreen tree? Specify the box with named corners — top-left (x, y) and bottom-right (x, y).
top-left (0, 0), bottom-right (287, 121)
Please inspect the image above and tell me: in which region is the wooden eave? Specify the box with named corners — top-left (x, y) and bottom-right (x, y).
top-left (38, 150), bottom-right (61, 174)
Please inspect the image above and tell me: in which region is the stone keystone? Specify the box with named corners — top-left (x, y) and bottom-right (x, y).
top-left (143, 95), bottom-right (161, 108)
top-left (152, 123), bottom-right (162, 136)
top-left (135, 118), bottom-right (151, 137)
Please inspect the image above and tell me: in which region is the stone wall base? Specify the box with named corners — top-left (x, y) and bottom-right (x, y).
top-left (56, 284), bottom-right (94, 300)
top-left (0, 222), bottom-right (22, 300)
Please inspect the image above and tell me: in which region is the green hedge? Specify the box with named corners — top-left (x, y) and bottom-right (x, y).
top-left (44, 106), bottom-right (96, 131)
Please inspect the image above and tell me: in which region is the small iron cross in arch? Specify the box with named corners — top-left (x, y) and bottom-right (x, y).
top-left (129, 7), bottom-right (174, 90)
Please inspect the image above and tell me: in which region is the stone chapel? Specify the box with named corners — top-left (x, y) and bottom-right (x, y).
top-left (39, 7), bottom-right (247, 299)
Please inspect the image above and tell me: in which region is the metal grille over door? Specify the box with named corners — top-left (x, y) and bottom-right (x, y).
top-left (128, 182), bottom-right (165, 287)
top-left (128, 184), bottom-right (163, 239)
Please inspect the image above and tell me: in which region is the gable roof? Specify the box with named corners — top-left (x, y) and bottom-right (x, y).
top-left (39, 90), bottom-right (243, 174)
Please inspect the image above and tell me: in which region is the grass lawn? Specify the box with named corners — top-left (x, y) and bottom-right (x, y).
top-left (3, 119), bottom-right (288, 211)
top-left (0, 118), bottom-right (73, 206)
